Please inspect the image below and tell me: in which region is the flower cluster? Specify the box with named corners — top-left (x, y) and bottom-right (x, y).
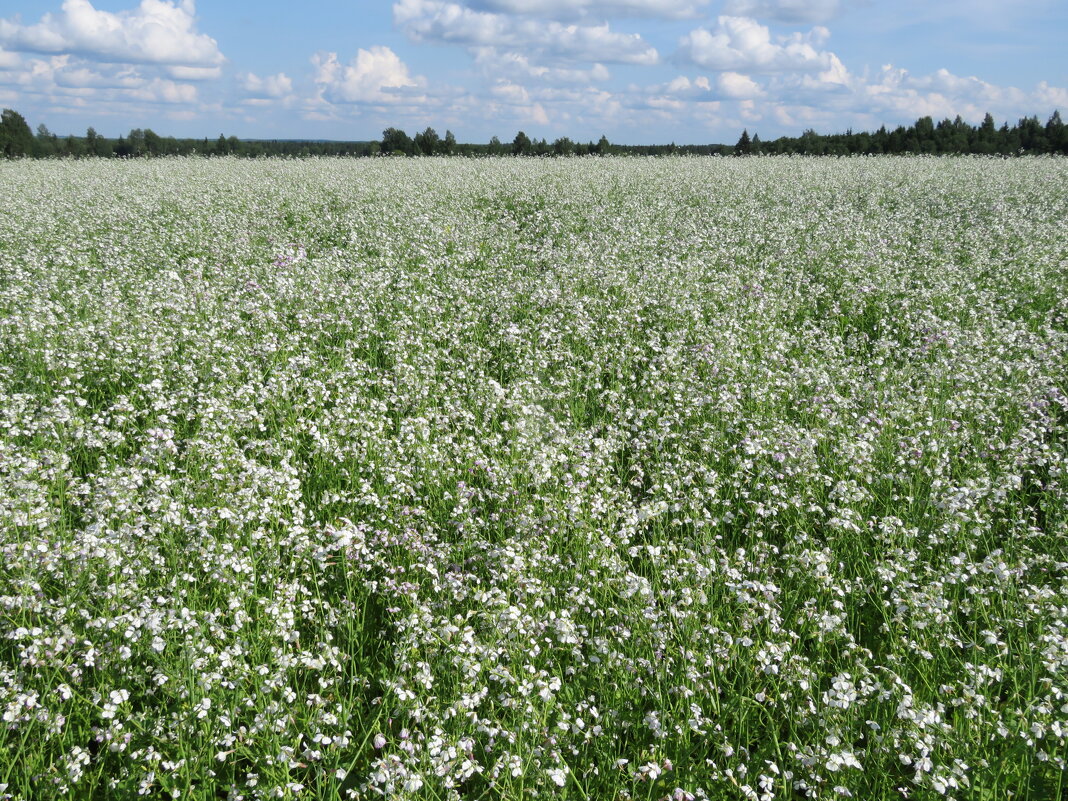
top-left (0, 155), bottom-right (1065, 799)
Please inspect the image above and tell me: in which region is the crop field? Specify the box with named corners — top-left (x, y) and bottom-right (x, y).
top-left (0, 156), bottom-right (1066, 800)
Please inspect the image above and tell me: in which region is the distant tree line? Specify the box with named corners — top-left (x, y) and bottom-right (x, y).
top-left (732, 112), bottom-right (1067, 156)
top-left (1, 107), bottom-right (1065, 159)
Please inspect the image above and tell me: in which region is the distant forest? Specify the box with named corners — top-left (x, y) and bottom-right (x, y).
top-left (1, 107), bottom-right (1066, 158)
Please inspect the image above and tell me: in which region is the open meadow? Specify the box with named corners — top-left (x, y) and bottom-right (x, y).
top-left (0, 155), bottom-right (1066, 800)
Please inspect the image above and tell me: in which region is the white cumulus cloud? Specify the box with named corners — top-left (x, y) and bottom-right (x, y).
top-left (0, 0), bottom-right (224, 68)
top-left (242, 71), bottom-right (294, 99)
top-left (0, 46), bottom-right (19, 70)
top-left (131, 76), bottom-right (197, 104)
top-left (650, 71), bottom-right (763, 100)
top-left (52, 61), bottom-right (143, 89)
top-left (394, 0), bottom-right (658, 65)
top-left (167, 65), bottom-right (221, 80)
top-left (472, 48), bottom-right (610, 84)
top-left (312, 46), bottom-right (425, 105)
top-left (678, 16), bottom-right (838, 73)
top-left (0, 52), bottom-right (199, 105)
top-left (718, 71), bottom-right (764, 98)
top-left (1034, 81), bottom-right (1068, 109)
top-left (489, 80), bottom-right (551, 124)
top-left (468, 0), bottom-right (707, 18)
top-left (723, 0), bottom-right (863, 24)
top-left (852, 65), bottom-right (1029, 122)
top-left (767, 65), bottom-right (1066, 137)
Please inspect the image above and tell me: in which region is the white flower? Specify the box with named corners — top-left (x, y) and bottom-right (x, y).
top-left (404, 776), bottom-right (424, 792)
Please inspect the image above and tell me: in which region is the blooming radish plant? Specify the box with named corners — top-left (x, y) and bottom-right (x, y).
top-left (0, 155), bottom-right (1065, 800)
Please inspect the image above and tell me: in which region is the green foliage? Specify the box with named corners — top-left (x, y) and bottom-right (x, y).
top-left (511, 130), bottom-right (532, 156)
top-left (414, 126), bottom-right (439, 156)
top-left (0, 108), bottom-right (33, 157)
top-left (553, 136), bottom-right (574, 156)
top-left (735, 128), bottom-right (752, 156)
top-left (1, 106), bottom-right (1067, 159)
top-left (381, 126), bottom-right (413, 156)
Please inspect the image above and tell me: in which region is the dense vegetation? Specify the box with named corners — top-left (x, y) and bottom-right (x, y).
top-left (1, 106), bottom-right (1066, 158)
top-left (0, 156), bottom-right (1066, 799)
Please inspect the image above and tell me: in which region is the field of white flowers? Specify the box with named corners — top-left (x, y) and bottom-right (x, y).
top-left (0, 156), bottom-right (1066, 800)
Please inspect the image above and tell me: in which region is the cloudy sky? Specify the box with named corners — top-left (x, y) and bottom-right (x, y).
top-left (0, 0), bottom-right (1065, 143)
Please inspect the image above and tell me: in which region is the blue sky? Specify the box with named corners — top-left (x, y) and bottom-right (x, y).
top-left (0, 0), bottom-right (1065, 144)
